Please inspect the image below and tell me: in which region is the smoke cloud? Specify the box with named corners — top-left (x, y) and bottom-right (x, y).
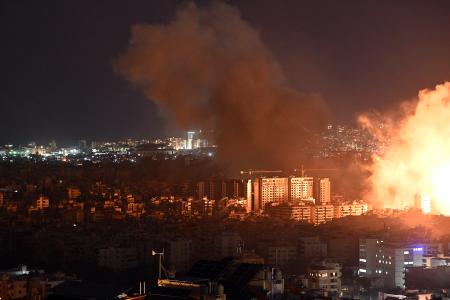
top-left (114, 2), bottom-right (326, 170)
top-left (359, 82), bottom-right (450, 215)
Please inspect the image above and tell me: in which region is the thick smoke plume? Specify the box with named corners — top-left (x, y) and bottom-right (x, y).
top-left (359, 82), bottom-right (450, 215)
top-left (115, 2), bottom-right (326, 170)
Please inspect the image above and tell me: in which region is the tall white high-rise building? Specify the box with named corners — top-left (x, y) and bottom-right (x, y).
top-left (251, 177), bottom-right (289, 210)
top-left (246, 179), bottom-right (253, 212)
top-left (289, 177), bottom-right (313, 201)
top-left (186, 131), bottom-right (195, 150)
top-left (317, 178), bottom-right (331, 205)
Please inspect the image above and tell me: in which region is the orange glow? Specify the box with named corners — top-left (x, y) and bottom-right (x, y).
top-left (359, 82), bottom-right (450, 214)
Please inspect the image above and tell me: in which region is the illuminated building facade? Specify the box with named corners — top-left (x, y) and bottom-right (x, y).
top-left (233, 179), bottom-right (248, 199)
top-left (186, 131), bottom-right (195, 150)
top-left (36, 196), bottom-right (49, 210)
top-left (334, 202), bottom-right (368, 218)
top-left (167, 137), bottom-right (186, 150)
top-left (358, 238), bottom-right (379, 278)
top-left (67, 187), bottom-right (81, 200)
top-left (375, 244), bottom-right (425, 289)
top-left (183, 132), bottom-right (209, 150)
top-left (358, 240), bottom-right (441, 289)
top-left (289, 177), bottom-right (313, 201)
top-left (243, 175), bottom-right (369, 224)
top-left (316, 178), bottom-right (331, 204)
top-left (267, 203), bottom-right (312, 222)
top-left (290, 205), bottom-right (312, 222)
top-left (251, 177), bottom-right (289, 210)
top-left (127, 202), bottom-right (145, 216)
top-left (246, 179), bottom-right (253, 212)
top-left (311, 205), bottom-right (334, 225)
top-left (307, 262), bottom-right (341, 295)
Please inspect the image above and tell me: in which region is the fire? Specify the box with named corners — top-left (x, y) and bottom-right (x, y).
top-left (359, 82), bottom-right (450, 215)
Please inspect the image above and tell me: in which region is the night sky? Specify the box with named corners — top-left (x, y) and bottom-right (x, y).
top-left (1, 0), bottom-right (450, 145)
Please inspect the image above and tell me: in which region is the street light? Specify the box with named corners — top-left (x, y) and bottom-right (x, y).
top-left (152, 249), bottom-right (164, 279)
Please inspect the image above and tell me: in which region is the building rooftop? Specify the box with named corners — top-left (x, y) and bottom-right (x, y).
top-left (48, 280), bottom-right (129, 300)
top-left (147, 286), bottom-right (193, 299)
top-left (186, 257), bottom-right (233, 281)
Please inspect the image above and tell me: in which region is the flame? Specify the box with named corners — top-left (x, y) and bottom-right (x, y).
top-left (359, 82), bottom-right (450, 215)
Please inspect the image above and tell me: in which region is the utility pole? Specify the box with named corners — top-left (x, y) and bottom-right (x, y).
top-left (152, 249), bottom-right (164, 279)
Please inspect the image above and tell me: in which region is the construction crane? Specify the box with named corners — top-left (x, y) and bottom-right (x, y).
top-left (294, 165), bottom-right (337, 177)
top-left (240, 169), bottom-right (282, 176)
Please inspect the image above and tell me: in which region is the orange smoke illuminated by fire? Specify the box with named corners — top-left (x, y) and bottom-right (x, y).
top-left (359, 82), bottom-right (450, 215)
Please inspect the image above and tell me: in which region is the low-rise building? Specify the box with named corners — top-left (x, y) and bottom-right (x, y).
top-left (127, 202), bottom-right (145, 216)
top-left (334, 202), bottom-right (368, 218)
top-left (267, 202), bottom-right (312, 223)
top-left (307, 262), bottom-right (341, 295)
top-left (36, 196), bottom-right (50, 210)
top-left (311, 205), bottom-right (334, 225)
top-left (67, 187), bottom-right (81, 200)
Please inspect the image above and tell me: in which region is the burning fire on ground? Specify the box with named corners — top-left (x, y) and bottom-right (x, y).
top-left (359, 82), bottom-right (450, 215)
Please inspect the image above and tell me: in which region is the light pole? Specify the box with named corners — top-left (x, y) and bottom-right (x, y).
top-left (152, 249), bottom-right (164, 279)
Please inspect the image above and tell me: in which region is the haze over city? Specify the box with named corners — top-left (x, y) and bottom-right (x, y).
top-left (1, 1), bottom-right (450, 300)
top-left (2, 1), bottom-right (450, 143)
